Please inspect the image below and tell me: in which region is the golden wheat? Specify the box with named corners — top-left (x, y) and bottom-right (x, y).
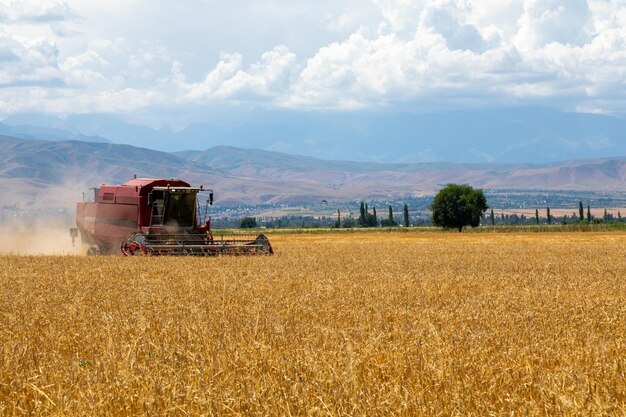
top-left (1, 232), bottom-right (625, 416)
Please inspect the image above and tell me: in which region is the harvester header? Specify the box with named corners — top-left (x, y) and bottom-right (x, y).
top-left (71, 178), bottom-right (272, 256)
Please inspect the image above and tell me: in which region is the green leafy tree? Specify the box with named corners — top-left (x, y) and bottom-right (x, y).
top-left (334, 209), bottom-right (341, 228)
top-left (239, 217), bottom-right (257, 228)
top-left (430, 184), bottom-right (488, 232)
top-left (403, 204), bottom-right (410, 227)
top-left (587, 205), bottom-right (592, 223)
top-left (490, 209), bottom-right (495, 226)
top-left (372, 207), bottom-right (378, 226)
top-left (546, 207), bottom-right (551, 225)
top-left (579, 201), bottom-right (584, 222)
top-left (535, 209), bottom-right (539, 225)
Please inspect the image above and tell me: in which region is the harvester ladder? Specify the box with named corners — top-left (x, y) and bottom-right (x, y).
top-left (151, 200), bottom-right (165, 226)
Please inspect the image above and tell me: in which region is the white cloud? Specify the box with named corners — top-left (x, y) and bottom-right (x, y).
top-left (0, 0), bottom-right (77, 23)
top-left (2, 0), bottom-right (626, 118)
top-left (372, 0), bottom-right (425, 32)
top-left (0, 30), bottom-right (63, 88)
top-left (179, 46), bottom-right (298, 102)
top-left (515, 0), bottom-right (591, 50)
top-left (284, 0), bottom-right (626, 110)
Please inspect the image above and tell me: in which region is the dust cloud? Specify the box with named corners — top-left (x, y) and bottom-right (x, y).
top-left (0, 222), bottom-right (83, 255)
top-left (0, 178), bottom-right (90, 255)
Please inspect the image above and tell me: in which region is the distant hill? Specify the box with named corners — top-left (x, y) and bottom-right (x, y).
top-left (0, 135), bottom-right (212, 209)
top-left (0, 122), bottom-right (110, 144)
top-left (2, 136), bottom-right (625, 209)
top-left (4, 107), bottom-right (626, 164)
top-left (0, 136), bottom-right (343, 207)
top-left (0, 135), bottom-right (214, 184)
top-left (178, 145), bottom-right (626, 194)
top-left (172, 108), bottom-right (626, 164)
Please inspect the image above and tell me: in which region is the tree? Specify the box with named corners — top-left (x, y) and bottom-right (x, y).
top-left (342, 217), bottom-right (355, 228)
top-left (430, 184), bottom-right (488, 232)
top-left (587, 205), bottom-right (592, 223)
top-left (357, 202), bottom-right (378, 227)
top-left (388, 205), bottom-right (397, 226)
top-left (334, 209), bottom-right (341, 228)
top-left (403, 204), bottom-right (410, 227)
top-left (490, 209), bottom-right (495, 226)
top-left (604, 208), bottom-right (608, 222)
top-left (380, 205), bottom-right (397, 227)
top-left (359, 202), bottom-right (366, 226)
top-left (535, 209), bottom-right (539, 225)
top-left (239, 217), bottom-right (257, 228)
top-left (546, 207), bottom-right (551, 225)
top-left (579, 201), bottom-right (584, 222)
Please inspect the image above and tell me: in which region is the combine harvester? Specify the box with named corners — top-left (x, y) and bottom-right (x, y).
top-left (70, 178), bottom-right (272, 256)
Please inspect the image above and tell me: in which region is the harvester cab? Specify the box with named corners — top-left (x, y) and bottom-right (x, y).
top-left (148, 186), bottom-right (201, 228)
top-left (73, 178), bottom-right (272, 256)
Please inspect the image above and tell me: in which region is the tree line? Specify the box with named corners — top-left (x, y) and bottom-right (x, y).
top-left (332, 202), bottom-right (412, 228)
top-left (235, 185), bottom-right (625, 230)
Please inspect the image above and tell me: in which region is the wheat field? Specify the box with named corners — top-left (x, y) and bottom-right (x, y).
top-left (1, 232), bottom-right (625, 416)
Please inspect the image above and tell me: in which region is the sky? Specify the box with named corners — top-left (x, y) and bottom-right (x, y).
top-left (2, 0), bottom-right (626, 127)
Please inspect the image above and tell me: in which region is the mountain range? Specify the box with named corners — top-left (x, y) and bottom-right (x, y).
top-left (3, 107), bottom-right (626, 164)
top-left (1, 134), bottom-right (625, 209)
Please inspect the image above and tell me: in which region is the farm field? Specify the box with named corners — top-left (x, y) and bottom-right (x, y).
top-left (1, 232), bottom-right (625, 415)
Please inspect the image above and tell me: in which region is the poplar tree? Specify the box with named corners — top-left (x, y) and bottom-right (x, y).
top-left (535, 209), bottom-right (539, 225)
top-left (403, 204), bottom-right (410, 227)
top-left (373, 207), bottom-right (378, 226)
top-left (490, 209), bottom-right (495, 226)
top-left (547, 207), bottom-right (551, 225)
top-left (381, 205), bottom-right (398, 227)
top-left (587, 205), bottom-right (591, 223)
top-left (359, 202), bottom-right (365, 226)
top-left (579, 201), bottom-right (584, 222)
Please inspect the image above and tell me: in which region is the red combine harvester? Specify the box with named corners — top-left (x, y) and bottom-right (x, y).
top-left (70, 178), bottom-right (272, 256)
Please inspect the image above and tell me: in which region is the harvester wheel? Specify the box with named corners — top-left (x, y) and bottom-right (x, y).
top-left (121, 232), bottom-right (148, 256)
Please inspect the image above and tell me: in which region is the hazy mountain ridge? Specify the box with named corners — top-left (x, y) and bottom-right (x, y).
top-left (4, 108), bottom-right (626, 164)
top-left (0, 135), bottom-right (215, 185)
top-left (0, 122), bottom-right (111, 144)
top-left (1, 135), bottom-right (626, 208)
top-left (0, 136), bottom-right (350, 206)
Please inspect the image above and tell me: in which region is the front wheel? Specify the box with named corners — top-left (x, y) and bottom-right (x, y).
top-left (121, 232), bottom-right (148, 256)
